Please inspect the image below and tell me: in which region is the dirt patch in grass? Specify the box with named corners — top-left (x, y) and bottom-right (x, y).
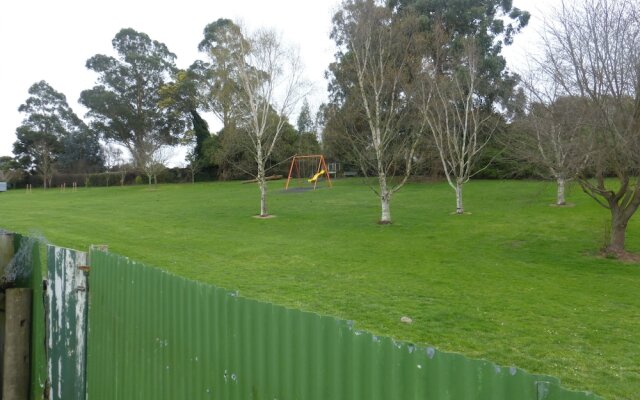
top-left (601, 249), bottom-right (640, 264)
top-left (549, 202), bottom-right (576, 208)
top-left (253, 214), bottom-right (276, 219)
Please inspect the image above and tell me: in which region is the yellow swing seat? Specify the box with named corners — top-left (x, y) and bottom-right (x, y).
top-left (307, 170), bottom-right (326, 183)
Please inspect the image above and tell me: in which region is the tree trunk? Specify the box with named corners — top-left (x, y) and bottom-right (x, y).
top-left (380, 193), bottom-right (391, 224)
top-left (608, 208), bottom-right (628, 254)
top-left (455, 181), bottom-right (464, 214)
top-left (258, 163), bottom-right (268, 217)
top-left (556, 177), bottom-right (566, 206)
top-left (378, 172), bottom-right (392, 224)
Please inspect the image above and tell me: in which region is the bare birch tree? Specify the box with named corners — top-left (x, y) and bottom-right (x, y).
top-left (540, 0), bottom-right (640, 255)
top-left (329, 0), bottom-right (420, 224)
top-left (420, 39), bottom-right (496, 214)
top-left (137, 139), bottom-right (172, 185)
top-left (232, 26), bottom-right (309, 217)
top-left (512, 73), bottom-right (594, 206)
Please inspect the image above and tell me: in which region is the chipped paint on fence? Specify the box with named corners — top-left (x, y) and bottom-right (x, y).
top-left (86, 250), bottom-right (602, 400)
top-left (46, 245), bottom-right (88, 400)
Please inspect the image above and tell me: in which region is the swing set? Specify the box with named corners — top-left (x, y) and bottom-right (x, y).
top-left (285, 154), bottom-right (333, 190)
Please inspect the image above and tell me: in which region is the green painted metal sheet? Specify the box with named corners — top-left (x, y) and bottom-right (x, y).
top-left (86, 251), bottom-right (601, 400)
top-left (46, 245), bottom-right (88, 400)
top-left (28, 238), bottom-right (47, 400)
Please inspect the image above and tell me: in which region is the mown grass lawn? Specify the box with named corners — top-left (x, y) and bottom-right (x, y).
top-left (1, 179), bottom-right (638, 399)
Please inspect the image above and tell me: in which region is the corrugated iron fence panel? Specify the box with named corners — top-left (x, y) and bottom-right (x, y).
top-left (27, 238), bottom-right (47, 400)
top-left (86, 251), bottom-right (601, 400)
top-left (46, 245), bottom-right (88, 400)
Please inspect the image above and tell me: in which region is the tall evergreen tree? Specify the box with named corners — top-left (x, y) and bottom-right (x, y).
top-left (13, 81), bottom-right (101, 186)
top-left (158, 69), bottom-right (212, 169)
top-left (80, 28), bottom-right (187, 178)
top-left (296, 99), bottom-right (314, 135)
top-left (197, 19), bottom-right (247, 132)
top-left (389, 0), bottom-right (530, 110)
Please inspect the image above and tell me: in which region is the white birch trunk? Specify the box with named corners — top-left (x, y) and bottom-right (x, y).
top-left (375, 124), bottom-right (392, 223)
top-left (257, 161), bottom-right (268, 217)
top-left (455, 181), bottom-right (464, 214)
top-left (259, 181), bottom-right (267, 217)
top-left (379, 173), bottom-right (392, 224)
top-left (556, 177), bottom-right (566, 206)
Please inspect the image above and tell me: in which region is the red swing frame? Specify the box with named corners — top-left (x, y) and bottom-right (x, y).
top-left (284, 154), bottom-right (333, 190)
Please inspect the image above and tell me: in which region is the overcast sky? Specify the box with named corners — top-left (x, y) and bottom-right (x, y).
top-left (0, 0), bottom-right (553, 160)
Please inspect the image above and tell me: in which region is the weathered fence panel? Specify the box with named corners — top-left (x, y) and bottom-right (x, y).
top-left (28, 241), bottom-right (47, 400)
top-left (86, 250), bottom-right (601, 400)
top-left (0, 232), bottom-right (47, 400)
top-left (46, 246), bottom-right (88, 400)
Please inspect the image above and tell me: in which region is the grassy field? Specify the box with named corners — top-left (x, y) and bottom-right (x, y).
top-left (1, 179), bottom-right (638, 399)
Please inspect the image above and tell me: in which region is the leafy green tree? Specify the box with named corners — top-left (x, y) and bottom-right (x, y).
top-left (13, 81), bottom-right (97, 187)
top-left (57, 127), bottom-right (104, 173)
top-left (189, 110), bottom-right (212, 165)
top-left (389, 0), bottom-right (530, 110)
top-left (197, 19), bottom-right (247, 132)
top-left (296, 99), bottom-right (314, 135)
top-left (209, 127), bottom-right (249, 180)
top-left (191, 19), bottom-right (251, 179)
top-left (158, 69), bottom-right (213, 173)
top-left (80, 28), bottom-right (187, 181)
top-left (272, 119), bottom-right (320, 171)
top-left (294, 99), bottom-right (321, 155)
top-left (320, 103), bottom-right (359, 165)
top-left (0, 156), bottom-right (23, 185)
top-left (209, 115), bottom-right (309, 181)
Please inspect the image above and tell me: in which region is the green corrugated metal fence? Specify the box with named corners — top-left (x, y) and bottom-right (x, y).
top-left (0, 233), bottom-right (607, 399)
top-left (27, 238), bottom-right (47, 400)
top-left (86, 250), bottom-right (602, 400)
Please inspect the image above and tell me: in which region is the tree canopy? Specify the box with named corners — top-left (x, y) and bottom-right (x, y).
top-left (389, 0), bottom-right (530, 109)
top-left (196, 19), bottom-right (247, 131)
top-left (80, 28), bottom-right (187, 172)
top-left (14, 81), bottom-right (103, 186)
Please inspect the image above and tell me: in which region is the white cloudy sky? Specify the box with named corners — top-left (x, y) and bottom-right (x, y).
top-left (0, 0), bottom-right (554, 160)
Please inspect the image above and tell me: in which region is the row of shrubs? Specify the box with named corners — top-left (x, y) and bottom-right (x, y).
top-left (10, 168), bottom-right (219, 189)
top-left (5, 154), bottom-right (541, 189)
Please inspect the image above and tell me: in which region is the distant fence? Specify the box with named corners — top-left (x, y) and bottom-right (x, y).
top-left (1, 233), bottom-right (603, 399)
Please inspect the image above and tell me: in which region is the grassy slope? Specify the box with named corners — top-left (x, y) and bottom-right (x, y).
top-left (1, 179), bottom-right (638, 399)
